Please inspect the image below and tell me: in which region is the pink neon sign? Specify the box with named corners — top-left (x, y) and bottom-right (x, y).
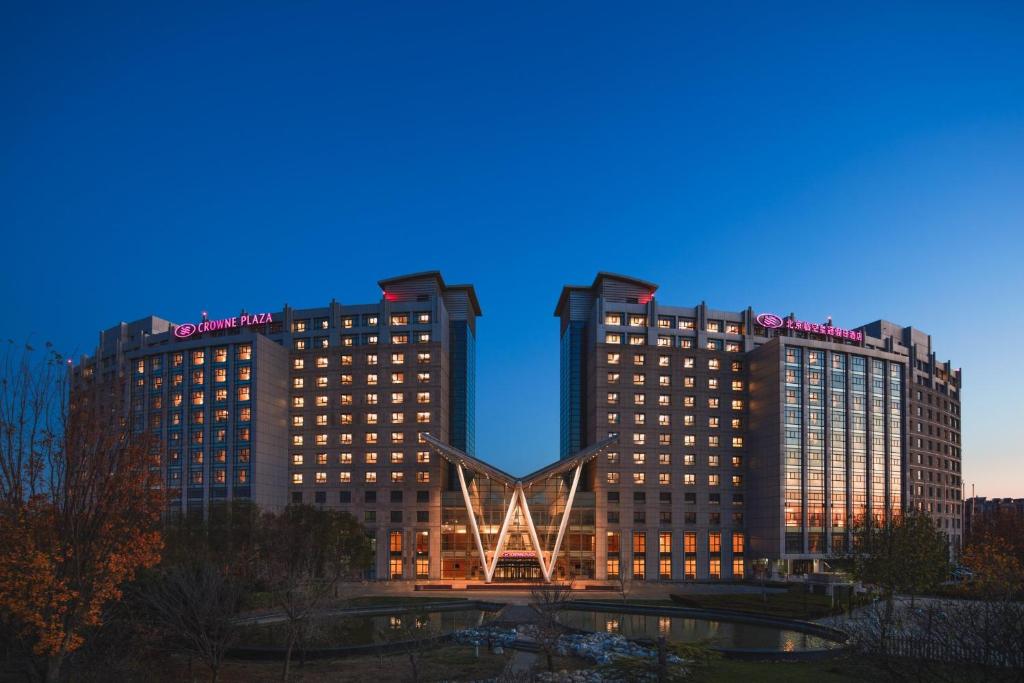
top-left (174, 312), bottom-right (274, 339)
top-left (757, 312), bottom-right (863, 342)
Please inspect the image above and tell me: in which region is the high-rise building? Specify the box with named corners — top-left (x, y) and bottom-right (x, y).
top-left (861, 321), bottom-right (963, 556)
top-left (73, 270), bottom-right (961, 582)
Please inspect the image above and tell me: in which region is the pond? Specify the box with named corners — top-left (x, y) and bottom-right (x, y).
top-left (557, 609), bottom-right (842, 652)
top-left (238, 608), bottom-right (499, 648)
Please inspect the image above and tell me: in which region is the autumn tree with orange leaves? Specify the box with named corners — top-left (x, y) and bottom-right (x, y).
top-left (0, 341), bottom-right (164, 682)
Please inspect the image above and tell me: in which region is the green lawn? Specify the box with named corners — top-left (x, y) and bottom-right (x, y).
top-left (664, 586), bottom-right (854, 620)
top-left (694, 658), bottom-right (871, 682)
top-left (346, 595), bottom-right (468, 607)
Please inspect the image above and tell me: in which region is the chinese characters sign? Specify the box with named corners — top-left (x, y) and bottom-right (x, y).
top-left (756, 312), bottom-right (863, 342)
top-left (174, 312), bottom-right (274, 339)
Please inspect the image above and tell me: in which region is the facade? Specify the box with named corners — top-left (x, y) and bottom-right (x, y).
top-left (74, 270), bottom-right (961, 582)
top-left (861, 322), bottom-right (964, 556)
top-left (964, 497), bottom-right (1024, 542)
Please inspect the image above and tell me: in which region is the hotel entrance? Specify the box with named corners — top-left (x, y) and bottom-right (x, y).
top-left (492, 553), bottom-right (543, 582)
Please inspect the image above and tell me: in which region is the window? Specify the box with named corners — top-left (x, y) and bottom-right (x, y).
top-left (292, 473), bottom-right (303, 485)
top-left (658, 473), bottom-right (670, 485)
top-left (607, 472), bottom-right (620, 485)
top-left (633, 472), bottom-right (645, 485)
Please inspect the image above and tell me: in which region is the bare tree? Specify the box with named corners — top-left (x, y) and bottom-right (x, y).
top-left (0, 342), bottom-right (164, 683)
top-left (257, 505), bottom-right (372, 681)
top-left (377, 610), bottom-right (440, 683)
top-left (530, 579), bottom-right (575, 672)
top-left (135, 562), bottom-right (243, 683)
top-left (613, 571), bottom-right (632, 605)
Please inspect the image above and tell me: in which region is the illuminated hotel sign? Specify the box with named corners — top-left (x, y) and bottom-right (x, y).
top-left (756, 312), bottom-right (863, 342)
top-left (174, 312), bottom-right (274, 339)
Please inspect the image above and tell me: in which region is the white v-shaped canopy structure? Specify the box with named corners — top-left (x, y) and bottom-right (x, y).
top-left (423, 433), bottom-right (618, 583)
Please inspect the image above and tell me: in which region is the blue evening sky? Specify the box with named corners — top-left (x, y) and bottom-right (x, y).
top-left (2, 2), bottom-right (1022, 496)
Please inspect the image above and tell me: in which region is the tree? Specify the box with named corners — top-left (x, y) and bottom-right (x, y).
top-left (0, 342), bottom-right (164, 682)
top-left (376, 610), bottom-right (439, 683)
top-left (257, 504), bottom-right (372, 681)
top-left (613, 571), bottom-right (632, 605)
top-left (530, 578), bottom-right (574, 672)
top-left (850, 511), bottom-right (950, 604)
top-left (961, 510), bottom-right (1024, 601)
top-left (135, 562), bottom-right (243, 683)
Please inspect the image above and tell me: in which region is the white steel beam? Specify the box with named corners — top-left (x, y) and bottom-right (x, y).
top-left (483, 486), bottom-right (520, 583)
top-left (456, 464), bottom-right (490, 583)
top-left (516, 484), bottom-right (552, 581)
top-left (542, 463), bottom-right (583, 582)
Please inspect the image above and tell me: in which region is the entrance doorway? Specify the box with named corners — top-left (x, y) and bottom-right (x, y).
top-left (492, 554), bottom-right (543, 581)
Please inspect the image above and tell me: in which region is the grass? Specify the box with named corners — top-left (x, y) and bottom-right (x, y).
top-left (693, 657), bottom-right (873, 682)
top-left (665, 585), bottom-right (856, 620)
top-left (346, 595), bottom-right (469, 607)
top-left (178, 644), bottom-right (523, 682)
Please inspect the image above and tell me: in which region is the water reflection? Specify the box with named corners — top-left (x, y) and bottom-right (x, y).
top-left (559, 610), bottom-right (839, 652)
top-left (240, 609), bottom-right (496, 648)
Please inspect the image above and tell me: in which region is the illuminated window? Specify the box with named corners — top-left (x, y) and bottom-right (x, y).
top-left (732, 437), bottom-right (744, 448)
top-left (416, 471), bottom-right (430, 483)
top-left (391, 314), bottom-right (409, 326)
top-left (293, 358), bottom-right (305, 370)
top-left (607, 352), bottom-right (620, 365)
top-left (315, 471), bottom-right (327, 484)
top-left (417, 352), bottom-right (431, 364)
top-left (292, 473), bottom-right (303, 485)
top-left (416, 451), bottom-right (430, 463)
top-left (365, 471), bottom-right (377, 483)
top-left (391, 471), bottom-right (404, 483)
top-left (684, 474), bottom-right (695, 486)
top-left (416, 411), bottom-right (430, 423)
top-left (659, 473), bottom-right (670, 485)
top-left (391, 372), bottom-right (405, 384)
top-left (605, 333), bottom-right (622, 344)
top-left (633, 472), bottom-right (645, 484)
top-left (607, 472), bottom-right (620, 484)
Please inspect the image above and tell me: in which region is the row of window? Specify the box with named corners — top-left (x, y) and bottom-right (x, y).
top-left (292, 430), bottom-right (430, 446)
top-left (607, 509), bottom-right (743, 526)
top-left (604, 314), bottom-right (743, 335)
top-left (293, 371), bottom-right (431, 388)
top-left (608, 413), bottom-right (743, 429)
top-left (607, 472), bottom-right (743, 486)
top-left (293, 351), bottom-right (432, 369)
top-left (291, 410), bottom-right (432, 427)
top-left (135, 345), bottom-right (254, 373)
top-left (606, 375), bottom-right (745, 390)
top-left (292, 451), bottom-right (433, 465)
top-left (606, 530), bottom-right (745, 579)
top-left (611, 433), bottom-right (744, 448)
top-left (294, 332), bottom-right (431, 350)
top-left (292, 471), bottom-right (431, 485)
top-left (606, 452), bottom-right (742, 467)
top-left (293, 311), bottom-right (432, 333)
top-left (606, 354), bottom-right (743, 371)
top-left (605, 335), bottom-right (744, 350)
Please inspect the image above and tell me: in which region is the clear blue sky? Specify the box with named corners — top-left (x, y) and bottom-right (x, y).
top-left (2, 2), bottom-right (1022, 496)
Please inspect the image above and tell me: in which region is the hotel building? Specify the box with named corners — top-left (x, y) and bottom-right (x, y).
top-left (73, 271), bottom-right (961, 581)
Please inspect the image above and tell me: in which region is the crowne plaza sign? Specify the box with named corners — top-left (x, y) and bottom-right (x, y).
top-left (174, 312), bottom-right (274, 339)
